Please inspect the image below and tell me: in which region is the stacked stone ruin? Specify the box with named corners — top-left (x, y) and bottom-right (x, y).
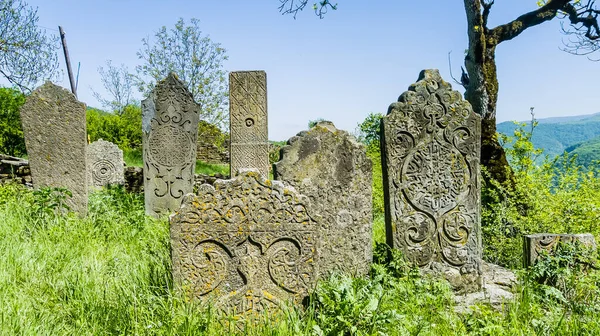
top-left (19, 69), bottom-right (597, 319)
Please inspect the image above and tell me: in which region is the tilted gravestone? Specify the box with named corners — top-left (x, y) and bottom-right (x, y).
top-left (524, 233), bottom-right (597, 268)
top-left (87, 139), bottom-right (125, 189)
top-left (170, 170), bottom-right (318, 315)
top-left (20, 82), bottom-right (88, 215)
top-left (274, 121), bottom-right (373, 276)
top-left (229, 71), bottom-right (269, 178)
top-left (381, 69), bottom-right (482, 293)
top-left (142, 73), bottom-right (200, 217)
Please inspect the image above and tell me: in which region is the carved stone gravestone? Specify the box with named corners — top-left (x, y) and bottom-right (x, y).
top-left (229, 71), bottom-right (269, 178)
top-left (87, 139), bottom-right (125, 189)
top-left (524, 233), bottom-right (597, 268)
top-left (274, 121), bottom-right (373, 276)
top-left (381, 69), bottom-right (482, 293)
top-left (142, 73), bottom-right (200, 217)
top-left (170, 170), bottom-right (318, 315)
top-left (20, 82), bottom-right (88, 215)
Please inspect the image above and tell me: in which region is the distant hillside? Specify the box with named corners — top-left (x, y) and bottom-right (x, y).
top-left (565, 135), bottom-right (600, 168)
top-left (497, 113), bottom-right (600, 160)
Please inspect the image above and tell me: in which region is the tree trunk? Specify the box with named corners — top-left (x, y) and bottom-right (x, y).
top-left (464, 0), bottom-right (515, 190)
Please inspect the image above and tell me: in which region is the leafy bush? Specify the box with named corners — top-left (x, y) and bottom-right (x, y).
top-left (482, 121), bottom-right (600, 269)
top-left (86, 105), bottom-right (142, 150)
top-left (525, 241), bottom-right (600, 313)
top-left (0, 87), bottom-right (26, 156)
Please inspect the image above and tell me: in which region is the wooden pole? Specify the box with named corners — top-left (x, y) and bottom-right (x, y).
top-left (58, 26), bottom-right (77, 98)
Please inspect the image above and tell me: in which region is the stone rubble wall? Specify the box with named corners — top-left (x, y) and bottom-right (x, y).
top-left (1, 156), bottom-right (226, 193)
top-left (196, 139), bottom-right (229, 164)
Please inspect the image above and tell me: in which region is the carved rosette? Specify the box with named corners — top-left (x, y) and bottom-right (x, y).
top-left (87, 139), bottom-right (125, 189)
top-left (381, 69), bottom-right (482, 292)
top-left (142, 73), bottom-right (200, 217)
top-left (170, 170), bottom-right (318, 316)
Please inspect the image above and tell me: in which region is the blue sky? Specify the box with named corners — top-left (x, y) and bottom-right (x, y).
top-left (18, 0), bottom-right (600, 140)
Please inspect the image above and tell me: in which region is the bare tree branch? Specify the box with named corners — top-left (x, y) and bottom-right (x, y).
top-left (278, 0), bottom-right (338, 19)
top-left (91, 60), bottom-right (136, 115)
top-left (481, 0), bottom-right (494, 31)
top-left (489, 0), bottom-right (570, 44)
top-left (0, 0), bottom-right (60, 92)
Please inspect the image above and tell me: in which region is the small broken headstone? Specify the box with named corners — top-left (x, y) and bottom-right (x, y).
top-left (229, 71), bottom-right (269, 178)
top-left (274, 121), bottom-right (373, 276)
top-left (142, 73), bottom-right (200, 217)
top-left (523, 233), bottom-right (597, 268)
top-left (20, 82), bottom-right (88, 215)
top-left (87, 139), bottom-right (125, 189)
top-left (170, 170), bottom-right (318, 316)
top-left (380, 69), bottom-right (482, 293)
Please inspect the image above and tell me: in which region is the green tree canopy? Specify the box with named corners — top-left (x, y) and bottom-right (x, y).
top-left (0, 87), bottom-right (26, 156)
top-left (0, 0), bottom-right (60, 92)
top-left (135, 18), bottom-right (228, 129)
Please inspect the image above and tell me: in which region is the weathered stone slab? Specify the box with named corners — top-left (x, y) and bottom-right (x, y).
top-left (381, 69), bottom-right (482, 293)
top-left (170, 170), bottom-right (318, 316)
top-left (523, 233), bottom-right (597, 268)
top-left (229, 71), bottom-right (269, 178)
top-left (87, 139), bottom-right (124, 189)
top-left (20, 82), bottom-right (88, 215)
top-left (274, 121), bottom-right (373, 276)
top-left (142, 73), bottom-right (200, 217)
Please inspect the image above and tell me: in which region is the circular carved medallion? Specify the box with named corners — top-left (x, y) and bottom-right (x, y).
top-left (92, 159), bottom-right (116, 185)
top-left (147, 125), bottom-right (193, 167)
top-left (402, 140), bottom-right (469, 215)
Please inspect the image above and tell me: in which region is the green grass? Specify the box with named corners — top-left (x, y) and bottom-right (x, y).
top-left (194, 160), bottom-right (229, 176)
top-left (124, 148), bottom-right (229, 176)
top-left (0, 183), bottom-right (599, 335)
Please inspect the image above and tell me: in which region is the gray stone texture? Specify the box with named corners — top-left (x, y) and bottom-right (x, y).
top-left (170, 170), bottom-right (318, 315)
top-left (274, 121), bottom-right (373, 276)
top-left (142, 73), bottom-right (200, 217)
top-left (229, 71), bottom-right (269, 178)
top-left (20, 82), bottom-right (88, 215)
top-left (87, 139), bottom-right (124, 189)
top-left (381, 69), bottom-right (482, 293)
top-left (523, 233), bottom-right (597, 268)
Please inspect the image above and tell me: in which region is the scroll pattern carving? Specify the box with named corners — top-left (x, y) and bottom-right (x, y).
top-left (229, 71), bottom-right (269, 177)
top-left (170, 171), bottom-right (318, 316)
top-left (142, 73), bottom-right (199, 217)
top-left (381, 69), bottom-right (482, 292)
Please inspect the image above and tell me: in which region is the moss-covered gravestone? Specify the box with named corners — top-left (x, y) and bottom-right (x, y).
top-left (142, 73), bottom-right (200, 217)
top-left (20, 82), bottom-right (88, 215)
top-left (274, 121), bottom-right (373, 276)
top-left (381, 69), bottom-right (482, 293)
top-left (170, 170), bottom-right (318, 315)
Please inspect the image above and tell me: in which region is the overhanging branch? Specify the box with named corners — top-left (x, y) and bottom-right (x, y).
top-left (489, 0), bottom-right (571, 44)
